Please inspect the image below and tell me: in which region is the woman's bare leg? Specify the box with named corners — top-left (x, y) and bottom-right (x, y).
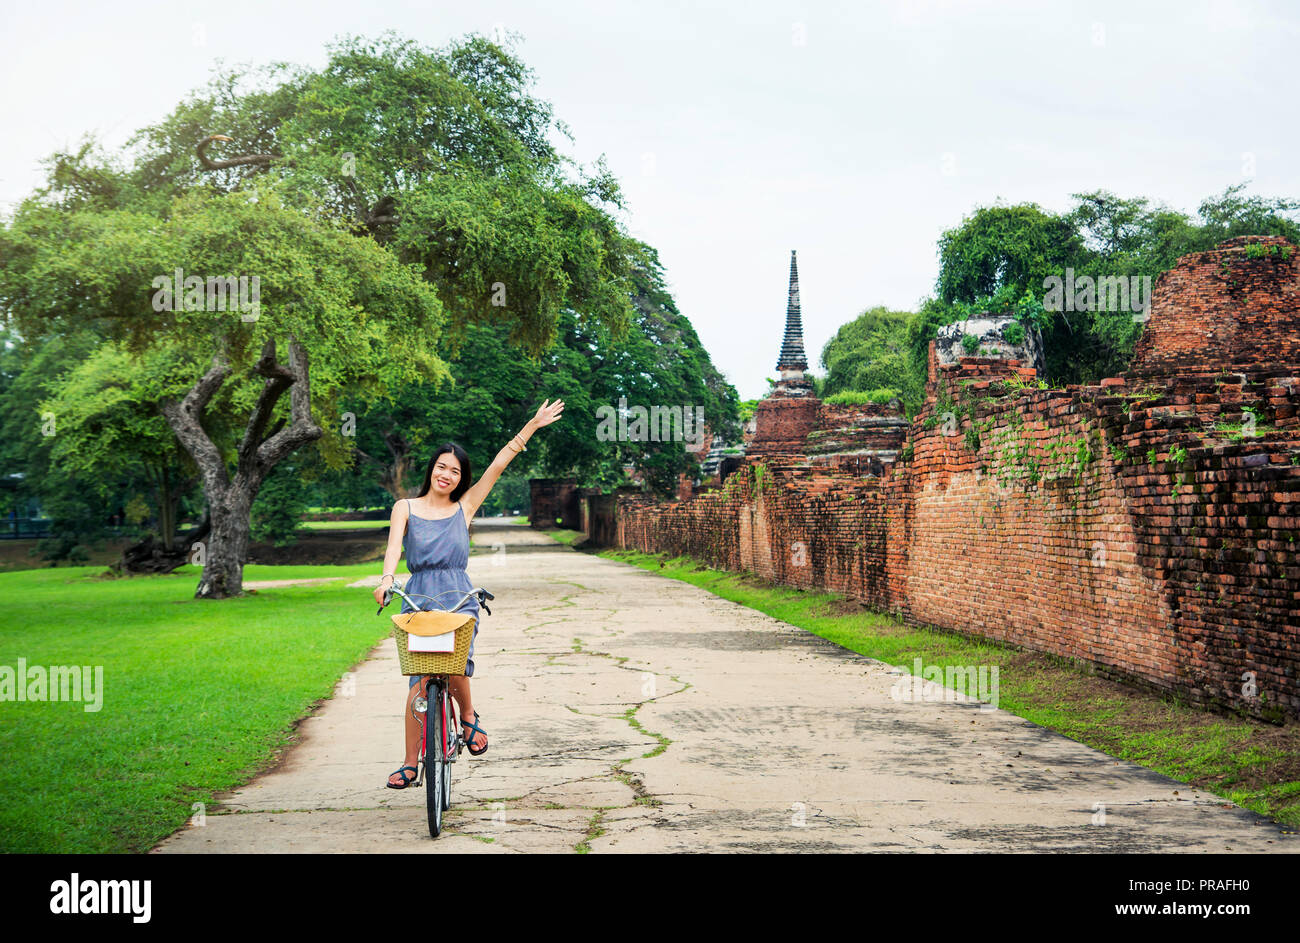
top-left (387, 680), bottom-right (423, 786)
top-left (447, 676), bottom-right (486, 751)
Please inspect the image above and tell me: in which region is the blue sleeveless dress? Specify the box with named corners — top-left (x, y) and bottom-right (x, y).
top-left (401, 498), bottom-right (480, 686)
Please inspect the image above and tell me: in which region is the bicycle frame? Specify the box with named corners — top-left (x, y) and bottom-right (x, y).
top-left (411, 674), bottom-right (461, 763)
top-left (379, 578), bottom-right (492, 837)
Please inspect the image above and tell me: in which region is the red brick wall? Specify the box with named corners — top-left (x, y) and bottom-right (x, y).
top-left (900, 364), bottom-right (1175, 693)
top-left (617, 238), bottom-right (1300, 721)
top-left (1132, 236), bottom-right (1300, 375)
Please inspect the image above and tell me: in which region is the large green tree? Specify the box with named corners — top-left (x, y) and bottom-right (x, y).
top-left (1, 181), bottom-right (445, 596)
top-left (0, 32), bottom-right (713, 594)
top-left (123, 31), bottom-right (635, 357)
top-left (820, 306), bottom-right (924, 416)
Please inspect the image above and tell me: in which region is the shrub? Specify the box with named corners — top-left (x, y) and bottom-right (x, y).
top-left (824, 388), bottom-right (900, 406)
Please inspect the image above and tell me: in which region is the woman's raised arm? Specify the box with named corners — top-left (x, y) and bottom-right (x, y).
top-left (462, 399), bottom-right (565, 514)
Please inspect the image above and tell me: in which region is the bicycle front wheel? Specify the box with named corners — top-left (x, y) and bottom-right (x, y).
top-left (441, 689), bottom-right (455, 811)
top-left (425, 680), bottom-right (445, 838)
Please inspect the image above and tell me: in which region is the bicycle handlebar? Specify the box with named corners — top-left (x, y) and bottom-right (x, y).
top-left (377, 580), bottom-right (494, 617)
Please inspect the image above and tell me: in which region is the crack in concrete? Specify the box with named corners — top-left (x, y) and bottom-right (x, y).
top-left (459, 771), bottom-right (623, 809)
top-left (558, 632), bottom-right (694, 851)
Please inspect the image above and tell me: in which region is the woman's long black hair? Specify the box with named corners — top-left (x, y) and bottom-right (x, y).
top-left (416, 442), bottom-right (473, 504)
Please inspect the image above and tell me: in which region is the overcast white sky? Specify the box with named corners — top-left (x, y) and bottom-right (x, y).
top-left (2, 0), bottom-right (1296, 399)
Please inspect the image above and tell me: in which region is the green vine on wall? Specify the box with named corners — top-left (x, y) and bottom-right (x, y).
top-left (928, 378), bottom-right (1108, 501)
top-left (1244, 242), bottom-right (1294, 260)
top-left (980, 413), bottom-right (1101, 492)
top-left (721, 466), bottom-right (750, 500)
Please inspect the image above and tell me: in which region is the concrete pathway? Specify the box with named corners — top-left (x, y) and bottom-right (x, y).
top-left (243, 577), bottom-right (347, 590)
top-left (152, 521), bottom-right (1295, 853)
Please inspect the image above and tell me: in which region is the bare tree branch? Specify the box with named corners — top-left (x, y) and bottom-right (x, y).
top-left (254, 335), bottom-right (323, 471)
top-left (158, 341), bottom-right (232, 494)
top-left (343, 177), bottom-right (399, 232)
top-left (197, 134), bottom-right (274, 171)
top-left (352, 427), bottom-right (413, 498)
top-left (237, 338), bottom-right (295, 476)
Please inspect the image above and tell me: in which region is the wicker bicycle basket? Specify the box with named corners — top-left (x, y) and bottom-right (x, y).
top-left (391, 611), bottom-right (476, 676)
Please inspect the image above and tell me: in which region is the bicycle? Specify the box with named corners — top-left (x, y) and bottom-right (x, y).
top-left (377, 579), bottom-right (493, 838)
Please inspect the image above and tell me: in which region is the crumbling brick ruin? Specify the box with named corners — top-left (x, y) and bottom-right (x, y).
top-left (613, 237), bottom-right (1300, 721)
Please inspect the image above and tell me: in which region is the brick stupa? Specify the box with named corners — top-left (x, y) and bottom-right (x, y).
top-left (747, 250), bottom-right (822, 458)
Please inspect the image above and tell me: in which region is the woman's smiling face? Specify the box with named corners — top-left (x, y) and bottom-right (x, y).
top-left (431, 454), bottom-right (461, 494)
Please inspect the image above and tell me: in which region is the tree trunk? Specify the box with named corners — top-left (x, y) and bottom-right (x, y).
top-left (159, 335), bottom-right (322, 599)
top-left (194, 484), bottom-right (253, 598)
top-left (358, 427), bottom-right (415, 500)
top-left (159, 464), bottom-right (175, 552)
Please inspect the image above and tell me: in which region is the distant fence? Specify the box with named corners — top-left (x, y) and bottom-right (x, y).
top-left (0, 518), bottom-right (52, 539)
top-left (0, 520), bottom-right (140, 540)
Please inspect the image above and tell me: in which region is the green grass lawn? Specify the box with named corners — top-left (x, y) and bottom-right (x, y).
top-left (594, 547), bottom-right (1300, 828)
top-left (0, 562), bottom-right (391, 853)
top-left (541, 527), bottom-right (588, 546)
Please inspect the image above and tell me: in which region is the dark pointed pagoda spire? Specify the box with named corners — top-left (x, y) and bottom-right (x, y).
top-left (777, 250), bottom-right (808, 372)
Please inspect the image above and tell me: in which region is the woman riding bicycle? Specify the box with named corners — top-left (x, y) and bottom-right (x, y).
top-left (374, 398), bottom-right (565, 789)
